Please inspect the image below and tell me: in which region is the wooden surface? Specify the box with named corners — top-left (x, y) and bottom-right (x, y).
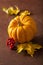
top-left (0, 0), bottom-right (43, 65)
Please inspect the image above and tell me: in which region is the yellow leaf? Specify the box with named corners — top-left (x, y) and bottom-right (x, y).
top-left (14, 6), bottom-right (20, 15)
top-left (3, 8), bottom-right (8, 14)
top-left (33, 44), bottom-right (42, 49)
top-left (2, 6), bottom-right (20, 15)
top-left (17, 42), bottom-right (42, 57)
top-left (25, 42), bottom-right (42, 57)
top-left (17, 44), bottom-right (24, 53)
top-left (8, 7), bottom-right (14, 15)
top-left (25, 43), bottom-right (35, 57)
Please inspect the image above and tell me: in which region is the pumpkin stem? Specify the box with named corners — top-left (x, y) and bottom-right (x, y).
top-left (18, 21), bottom-right (23, 26)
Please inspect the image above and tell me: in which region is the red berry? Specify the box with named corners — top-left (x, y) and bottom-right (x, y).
top-left (10, 43), bottom-right (14, 49)
top-left (6, 38), bottom-right (15, 49)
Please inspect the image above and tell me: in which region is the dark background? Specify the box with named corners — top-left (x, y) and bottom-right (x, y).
top-left (0, 0), bottom-right (43, 65)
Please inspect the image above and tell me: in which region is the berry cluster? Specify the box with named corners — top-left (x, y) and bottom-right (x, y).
top-left (7, 38), bottom-right (15, 49)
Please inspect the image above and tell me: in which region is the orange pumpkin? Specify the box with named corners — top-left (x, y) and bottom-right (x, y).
top-left (8, 15), bottom-right (37, 43)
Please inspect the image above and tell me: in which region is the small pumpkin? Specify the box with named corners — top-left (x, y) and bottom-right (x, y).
top-left (8, 15), bottom-right (37, 43)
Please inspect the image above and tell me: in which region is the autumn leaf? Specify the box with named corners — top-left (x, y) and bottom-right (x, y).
top-left (17, 42), bottom-right (42, 57)
top-left (17, 44), bottom-right (24, 53)
top-left (2, 6), bottom-right (20, 15)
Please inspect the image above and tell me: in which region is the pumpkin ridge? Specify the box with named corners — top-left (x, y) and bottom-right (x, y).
top-left (22, 16), bottom-right (37, 35)
top-left (8, 27), bottom-right (14, 38)
top-left (20, 15), bottom-right (26, 22)
top-left (24, 22), bottom-right (36, 36)
top-left (21, 16), bottom-right (31, 24)
top-left (22, 15), bottom-right (26, 21)
top-left (28, 20), bottom-right (37, 35)
top-left (23, 25), bottom-right (34, 42)
top-left (12, 27), bottom-right (18, 42)
top-left (22, 26), bottom-right (26, 43)
top-left (17, 26), bottom-right (26, 43)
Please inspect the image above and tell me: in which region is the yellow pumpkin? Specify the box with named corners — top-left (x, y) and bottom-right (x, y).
top-left (8, 15), bottom-right (37, 43)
